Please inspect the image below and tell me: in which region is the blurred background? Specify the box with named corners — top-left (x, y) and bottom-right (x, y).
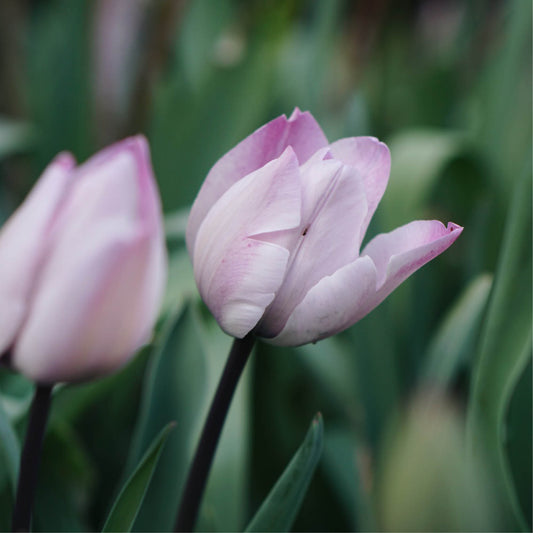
top-left (0, 0), bottom-right (531, 531)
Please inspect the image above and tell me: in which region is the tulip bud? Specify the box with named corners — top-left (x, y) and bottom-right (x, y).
top-left (186, 108), bottom-right (462, 345)
top-left (0, 136), bottom-right (167, 383)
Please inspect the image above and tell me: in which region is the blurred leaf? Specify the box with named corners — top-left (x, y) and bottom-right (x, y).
top-left (467, 167), bottom-right (532, 530)
top-left (47, 348), bottom-right (150, 529)
top-left (0, 397), bottom-right (19, 494)
top-left (245, 413), bottom-right (323, 533)
top-left (377, 393), bottom-right (499, 532)
top-left (297, 337), bottom-right (360, 423)
top-left (379, 129), bottom-right (466, 229)
top-left (0, 371), bottom-right (33, 423)
top-left (128, 303), bottom-right (208, 532)
top-left (179, 0), bottom-right (234, 89)
top-left (159, 249), bottom-right (197, 318)
top-left (322, 428), bottom-right (375, 532)
top-left (478, 0), bottom-right (532, 189)
top-left (34, 419), bottom-right (95, 531)
top-left (343, 307), bottom-right (400, 452)
top-left (102, 422), bottom-right (175, 532)
top-left (505, 358), bottom-right (532, 528)
top-left (28, 0), bottom-right (92, 170)
top-left (421, 273), bottom-right (492, 387)
top-left (164, 207), bottom-right (190, 242)
top-left (277, 0), bottom-right (345, 119)
top-left (0, 117), bottom-right (33, 159)
top-left (51, 348), bottom-right (149, 426)
top-left (150, 1), bottom-right (292, 212)
top-left (0, 484), bottom-right (14, 531)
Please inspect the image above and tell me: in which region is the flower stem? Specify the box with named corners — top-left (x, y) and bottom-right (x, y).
top-left (11, 383), bottom-right (54, 532)
top-left (174, 334), bottom-right (255, 532)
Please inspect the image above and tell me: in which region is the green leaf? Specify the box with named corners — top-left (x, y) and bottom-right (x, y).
top-left (0, 117), bottom-right (34, 159)
top-left (322, 428), bottom-right (375, 532)
top-left (379, 129), bottom-right (466, 229)
top-left (102, 422), bottom-right (175, 532)
top-left (505, 359), bottom-right (532, 526)
top-left (159, 249), bottom-right (197, 319)
top-left (127, 301), bottom-right (250, 532)
top-left (34, 418), bottom-right (95, 532)
top-left (164, 208), bottom-right (190, 242)
top-left (127, 303), bottom-right (209, 532)
top-left (297, 337), bottom-right (360, 418)
top-left (477, 0), bottom-right (532, 189)
top-left (245, 413), bottom-right (324, 533)
top-left (179, 0), bottom-right (234, 89)
top-left (421, 273), bottom-right (493, 387)
top-left (0, 397), bottom-right (20, 494)
top-left (377, 395), bottom-right (499, 532)
top-left (467, 167), bottom-right (532, 530)
top-left (28, 0), bottom-right (92, 169)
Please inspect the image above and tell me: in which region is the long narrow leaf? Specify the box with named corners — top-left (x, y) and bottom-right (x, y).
top-left (467, 168), bottom-right (532, 530)
top-left (421, 273), bottom-right (493, 387)
top-left (102, 422), bottom-right (175, 532)
top-left (126, 303), bottom-right (208, 532)
top-left (246, 414), bottom-right (324, 533)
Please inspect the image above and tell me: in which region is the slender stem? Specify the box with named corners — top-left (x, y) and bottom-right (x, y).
top-left (11, 383), bottom-right (54, 532)
top-left (174, 335), bottom-right (255, 532)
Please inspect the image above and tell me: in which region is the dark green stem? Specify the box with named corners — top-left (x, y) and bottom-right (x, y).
top-left (11, 383), bottom-right (53, 532)
top-left (174, 335), bottom-right (255, 532)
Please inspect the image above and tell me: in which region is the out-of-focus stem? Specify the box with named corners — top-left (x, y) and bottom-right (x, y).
top-left (11, 383), bottom-right (54, 532)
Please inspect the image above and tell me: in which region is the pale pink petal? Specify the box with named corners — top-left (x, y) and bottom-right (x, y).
top-left (193, 147), bottom-right (301, 338)
top-left (286, 108), bottom-right (330, 163)
top-left (13, 136), bottom-right (167, 382)
top-left (186, 109), bottom-right (328, 254)
top-left (13, 228), bottom-right (151, 383)
top-left (89, 136), bottom-right (167, 332)
top-left (0, 153), bottom-right (75, 355)
top-left (61, 136), bottom-right (167, 354)
top-left (257, 159), bottom-right (368, 337)
top-left (269, 256), bottom-right (378, 346)
top-left (361, 220), bottom-right (463, 290)
top-left (205, 240), bottom-right (290, 338)
top-left (269, 220), bottom-right (463, 347)
top-left (133, 137), bottom-right (168, 337)
top-left (329, 137), bottom-right (390, 243)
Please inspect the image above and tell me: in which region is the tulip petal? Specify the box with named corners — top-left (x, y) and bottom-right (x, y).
top-left (329, 137), bottom-right (390, 243)
top-left (72, 136), bottom-right (167, 331)
top-left (269, 256), bottom-right (378, 346)
top-left (0, 153), bottom-right (75, 355)
top-left (13, 137), bottom-right (166, 383)
top-left (79, 135), bottom-right (160, 220)
top-left (186, 109), bottom-right (328, 254)
top-left (193, 147), bottom-right (301, 338)
top-left (13, 228), bottom-right (152, 383)
top-left (362, 220), bottom-right (463, 297)
top-left (257, 158), bottom-right (368, 337)
top-left (269, 221), bottom-right (463, 347)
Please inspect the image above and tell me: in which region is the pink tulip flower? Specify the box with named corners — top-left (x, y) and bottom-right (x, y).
top-left (187, 109), bottom-right (462, 345)
top-left (0, 136), bottom-right (167, 383)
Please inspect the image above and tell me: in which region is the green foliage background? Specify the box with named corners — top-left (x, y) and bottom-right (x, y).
top-left (0, 0), bottom-right (531, 531)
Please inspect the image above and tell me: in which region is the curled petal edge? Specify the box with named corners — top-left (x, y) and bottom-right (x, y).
top-left (268, 221), bottom-right (462, 347)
